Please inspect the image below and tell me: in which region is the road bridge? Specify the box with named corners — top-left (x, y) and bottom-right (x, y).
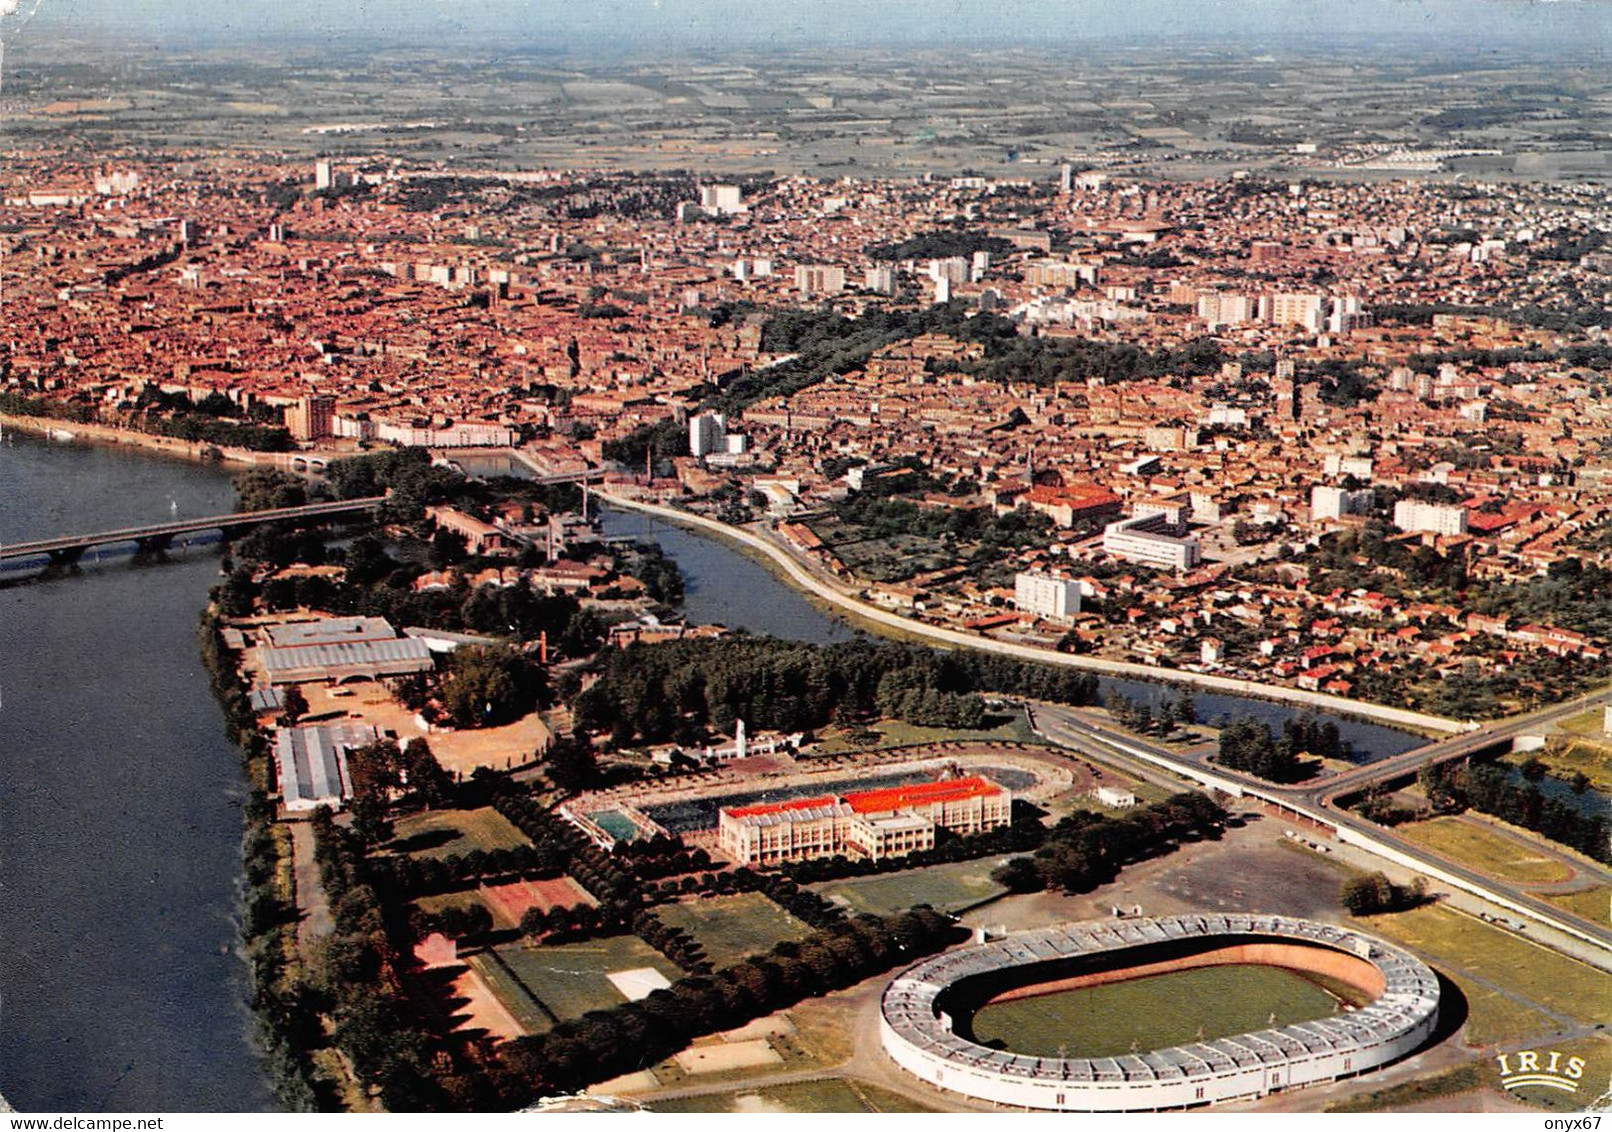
top-left (1032, 703), bottom-right (1612, 966)
top-left (0, 496), bottom-right (387, 568)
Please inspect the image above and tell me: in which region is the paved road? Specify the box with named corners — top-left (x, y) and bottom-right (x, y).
top-left (596, 493), bottom-right (1464, 736)
top-left (1033, 704), bottom-right (1612, 965)
top-left (290, 821), bottom-right (333, 945)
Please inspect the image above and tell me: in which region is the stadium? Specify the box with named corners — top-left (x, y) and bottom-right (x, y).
top-left (879, 914), bottom-right (1440, 1111)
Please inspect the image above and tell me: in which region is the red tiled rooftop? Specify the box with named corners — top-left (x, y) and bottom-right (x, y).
top-left (726, 793), bottom-right (839, 819)
top-left (844, 775), bottom-right (1002, 814)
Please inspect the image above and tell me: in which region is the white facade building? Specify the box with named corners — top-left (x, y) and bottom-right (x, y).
top-left (689, 411), bottom-right (727, 458)
top-left (1393, 500), bottom-right (1468, 536)
top-left (1311, 485), bottom-right (1375, 522)
top-left (1103, 514), bottom-right (1202, 571)
top-left (1014, 572), bottom-right (1082, 621)
top-left (700, 184), bottom-right (745, 215)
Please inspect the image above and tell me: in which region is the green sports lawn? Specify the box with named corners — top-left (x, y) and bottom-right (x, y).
top-left (655, 892), bottom-right (813, 969)
top-left (811, 857), bottom-right (1010, 915)
top-left (389, 806), bottom-right (530, 859)
top-left (486, 935), bottom-right (681, 1025)
top-left (965, 965), bottom-right (1346, 1059)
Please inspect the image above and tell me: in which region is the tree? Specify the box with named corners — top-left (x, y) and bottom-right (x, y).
top-left (991, 856), bottom-right (1042, 893)
top-left (1340, 871), bottom-right (1424, 915)
top-left (278, 685), bottom-right (309, 726)
top-left (439, 644), bottom-right (544, 728)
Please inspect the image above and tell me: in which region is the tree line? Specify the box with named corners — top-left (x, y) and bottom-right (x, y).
top-left (992, 792), bottom-right (1227, 894)
top-left (573, 636), bottom-right (1101, 749)
top-left (1417, 760), bottom-right (1609, 863)
top-left (1216, 716), bottom-right (1349, 783)
top-left (495, 907), bottom-right (956, 1102)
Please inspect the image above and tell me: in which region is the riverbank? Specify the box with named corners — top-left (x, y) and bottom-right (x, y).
top-left (0, 410), bottom-right (340, 473)
top-left (597, 491), bottom-right (1470, 737)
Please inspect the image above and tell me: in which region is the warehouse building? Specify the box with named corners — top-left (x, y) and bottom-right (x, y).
top-left (259, 635), bottom-right (435, 683)
top-left (274, 723), bottom-right (381, 811)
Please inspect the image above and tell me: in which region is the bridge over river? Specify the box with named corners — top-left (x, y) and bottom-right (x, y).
top-left (0, 496), bottom-right (387, 568)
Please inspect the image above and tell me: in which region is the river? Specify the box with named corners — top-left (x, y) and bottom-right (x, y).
top-left (0, 430), bottom-right (273, 1111)
top-left (0, 433), bottom-right (1424, 1112)
top-left (597, 504), bottom-right (1422, 762)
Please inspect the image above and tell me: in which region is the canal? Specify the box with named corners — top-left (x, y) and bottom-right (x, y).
top-left (598, 503), bottom-right (1423, 762)
top-left (0, 430), bottom-right (273, 1111)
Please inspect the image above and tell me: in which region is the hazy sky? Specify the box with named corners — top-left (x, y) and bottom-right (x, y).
top-left (16, 0), bottom-right (1612, 53)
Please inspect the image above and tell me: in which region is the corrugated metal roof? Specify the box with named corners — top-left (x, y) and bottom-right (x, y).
top-left (264, 616), bottom-right (398, 648)
top-left (274, 723), bottom-right (379, 808)
top-left (261, 636), bottom-right (434, 674)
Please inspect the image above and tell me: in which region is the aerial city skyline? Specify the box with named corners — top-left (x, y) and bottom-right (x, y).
top-left (0, 0), bottom-right (1608, 1120)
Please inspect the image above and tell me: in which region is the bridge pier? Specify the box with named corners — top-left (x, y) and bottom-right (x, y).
top-left (133, 532), bottom-right (175, 560)
top-left (42, 545), bottom-right (86, 576)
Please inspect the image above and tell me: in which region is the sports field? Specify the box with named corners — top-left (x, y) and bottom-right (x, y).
top-left (477, 935), bottom-right (682, 1035)
top-left (390, 807), bottom-right (529, 859)
top-left (812, 856), bottom-right (1010, 915)
top-left (966, 965), bottom-right (1344, 1059)
top-left (1397, 817), bottom-right (1573, 884)
top-left (655, 892), bottom-right (813, 969)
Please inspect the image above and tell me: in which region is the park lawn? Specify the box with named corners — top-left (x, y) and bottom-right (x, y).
top-left (389, 806), bottom-right (529, 859)
top-left (1460, 984), bottom-right (1561, 1048)
top-left (1505, 1035), bottom-right (1612, 1112)
top-left (811, 714), bottom-right (1034, 754)
top-left (490, 935), bottom-right (680, 1024)
top-left (1396, 817), bottom-right (1574, 885)
top-left (1354, 905), bottom-right (1609, 1028)
top-left (812, 856), bottom-right (1010, 916)
top-left (872, 715), bottom-right (1038, 747)
top-left (650, 1079), bottom-right (938, 1113)
top-left (1546, 886), bottom-right (1610, 924)
top-left (656, 892), bottom-right (813, 969)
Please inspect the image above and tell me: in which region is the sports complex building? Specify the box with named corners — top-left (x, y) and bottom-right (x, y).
top-left (716, 775), bottom-right (1011, 865)
top-left (880, 914), bottom-right (1440, 1111)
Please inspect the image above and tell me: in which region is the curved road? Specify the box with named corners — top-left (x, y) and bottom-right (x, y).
top-left (601, 493), bottom-right (1611, 964)
top-left (597, 494), bottom-right (1466, 735)
top-left (1033, 704), bottom-right (1611, 965)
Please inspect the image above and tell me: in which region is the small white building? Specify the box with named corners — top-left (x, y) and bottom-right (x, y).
top-left (1095, 786), bottom-right (1138, 809)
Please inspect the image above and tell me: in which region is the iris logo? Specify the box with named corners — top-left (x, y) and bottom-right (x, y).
top-left (1497, 1050), bottom-right (1586, 1095)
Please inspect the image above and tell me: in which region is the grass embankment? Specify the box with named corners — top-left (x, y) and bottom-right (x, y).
top-left (1547, 887), bottom-right (1611, 923)
top-left (1517, 718), bottom-right (1612, 794)
top-left (1397, 817), bottom-right (1575, 885)
top-left (1326, 1064), bottom-right (1486, 1113)
top-left (1352, 904), bottom-right (1609, 1046)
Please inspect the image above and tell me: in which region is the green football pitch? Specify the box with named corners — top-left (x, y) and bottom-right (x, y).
top-left (966, 965), bottom-right (1350, 1059)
